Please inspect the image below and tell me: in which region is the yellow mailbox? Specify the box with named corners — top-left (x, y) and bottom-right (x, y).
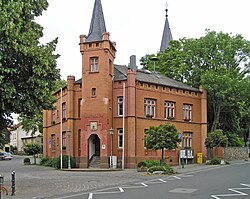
top-left (197, 153), bottom-right (203, 164)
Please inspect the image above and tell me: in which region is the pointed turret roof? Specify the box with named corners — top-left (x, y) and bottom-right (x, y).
top-left (86, 0), bottom-right (107, 42)
top-left (160, 8), bottom-right (173, 52)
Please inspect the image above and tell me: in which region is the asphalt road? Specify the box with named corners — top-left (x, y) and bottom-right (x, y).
top-left (74, 161), bottom-right (250, 199)
top-left (1, 156), bottom-right (250, 199)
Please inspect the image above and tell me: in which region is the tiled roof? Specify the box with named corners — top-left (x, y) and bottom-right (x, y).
top-left (114, 65), bottom-right (199, 92)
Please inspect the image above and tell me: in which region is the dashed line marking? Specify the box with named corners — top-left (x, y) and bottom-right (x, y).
top-left (119, 187), bottom-right (124, 192)
top-left (88, 193), bottom-right (93, 199)
top-left (172, 176), bottom-right (181, 180)
top-left (141, 183), bottom-right (148, 187)
top-left (159, 179), bottom-right (167, 183)
top-left (211, 183), bottom-right (250, 198)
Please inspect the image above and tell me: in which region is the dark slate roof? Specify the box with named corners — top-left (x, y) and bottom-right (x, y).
top-left (114, 65), bottom-right (199, 92)
top-left (160, 9), bottom-right (173, 52)
top-left (86, 0), bottom-right (107, 42)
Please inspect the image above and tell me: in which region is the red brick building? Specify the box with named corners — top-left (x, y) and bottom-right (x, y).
top-left (43, 0), bottom-right (207, 168)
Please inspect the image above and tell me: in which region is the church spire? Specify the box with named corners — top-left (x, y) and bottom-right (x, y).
top-left (86, 0), bottom-right (107, 42)
top-left (160, 3), bottom-right (173, 52)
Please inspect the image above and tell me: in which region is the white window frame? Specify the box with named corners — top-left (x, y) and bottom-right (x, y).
top-left (183, 104), bottom-right (192, 121)
top-left (144, 99), bottom-right (156, 118)
top-left (118, 97), bottom-right (123, 116)
top-left (118, 129), bottom-right (123, 148)
top-left (90, 57), bottom-right (99, 72)
top-left (182, 132), bottom-right (193, 148)
top-left (164, 101), bottom-right (175, 118)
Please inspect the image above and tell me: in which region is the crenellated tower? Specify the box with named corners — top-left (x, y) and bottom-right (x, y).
top-left (79, 0), bottom-right (116, 168)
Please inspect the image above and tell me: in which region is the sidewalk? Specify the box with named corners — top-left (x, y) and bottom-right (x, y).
top-left (2, 158), bottom-right (249, 199)
top-left (173, 158), bottom-right (250, 174)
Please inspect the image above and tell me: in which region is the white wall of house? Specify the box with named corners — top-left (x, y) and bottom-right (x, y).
top-left (9, 124), bottom-right (41, 152)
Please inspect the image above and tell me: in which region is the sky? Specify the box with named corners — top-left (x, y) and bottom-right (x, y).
top-left (36, 0), bottom-right (250, 81)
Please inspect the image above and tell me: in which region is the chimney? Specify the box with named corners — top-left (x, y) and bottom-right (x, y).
top-left (128, 55), bottom-right (137, 71)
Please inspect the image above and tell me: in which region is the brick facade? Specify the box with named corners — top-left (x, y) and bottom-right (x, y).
top-left (43, 0), bottom-right (207, 169)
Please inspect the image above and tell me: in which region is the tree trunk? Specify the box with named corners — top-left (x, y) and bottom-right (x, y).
top-left (211, 103), bottom-right (221, 132)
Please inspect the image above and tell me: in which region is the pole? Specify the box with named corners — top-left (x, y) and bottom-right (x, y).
top-left (122, 83), bottom-right (125, 170)
top-left (68, 129), bottom-right (71, 169)
top-left (60, 88), bottom-right (63, 169)
top-left (11, 171), bottom-right (15, 196)
top-left (0, 175), bottom-right (3, 199)
top-left (110, 132), bottom-right (113, 168)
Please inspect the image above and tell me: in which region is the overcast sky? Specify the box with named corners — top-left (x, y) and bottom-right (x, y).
top-left (36, 0), bottom-right (250, 80)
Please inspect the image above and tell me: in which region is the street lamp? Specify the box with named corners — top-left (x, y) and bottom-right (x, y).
top-left (109, 128), bottom-right (114, 168)
top-left (67, 128), bottom-right (71, 169)
top-left (150, 56), bottom-right (159, 73)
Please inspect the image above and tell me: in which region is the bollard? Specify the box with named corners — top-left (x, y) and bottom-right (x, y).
top-left (0, 175), bottom-right (4, 199)
top-left (11, 171), bottom-right (15, 196)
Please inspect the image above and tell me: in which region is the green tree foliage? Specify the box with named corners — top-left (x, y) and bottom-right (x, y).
top-left (18, 79), bottom-right (66, 135)
top-left (224, 131), bottom-right (244, 147)
top-left (23, 143), bottom-right (42, 164)
top-left (205, 129), bottom-right (228, 148)
top-left (145, 123), bottom-right (181, 165)
top-left (141, 30), bottom-right (250, 134)
top-left (0, 0), bottom-right (61, 133)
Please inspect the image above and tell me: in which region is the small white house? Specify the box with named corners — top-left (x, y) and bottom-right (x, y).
top-left (9, 123), bottom-right (42, 153)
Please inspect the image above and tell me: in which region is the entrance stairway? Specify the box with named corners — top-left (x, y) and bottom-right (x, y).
top-left (89, 156), bottom-right (100, 168)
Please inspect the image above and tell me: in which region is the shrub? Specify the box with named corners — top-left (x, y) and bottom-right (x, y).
top-left (40, 157), bottom-right (50, 165)
top-left (23, 157), bottom-right (31, 164)
top-left (147, 165), bottom-right (175, 175)
top-left (210, 157), bottom-right (221, 165)
top-left (137, 161), bottom-right (147, 168)
top-left (55, 155), bottom-right (76, 169)
top-left (137, 160), bottom-right (160, 168)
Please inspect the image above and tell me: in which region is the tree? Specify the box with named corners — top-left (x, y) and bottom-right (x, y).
top-left (23, 143), bottom-right (42, 165)
top-left (0, 1), bottom-right (61, 134)
top-left (145, 123), bottom-right (181, 165)
top-left (18, 79), bottom-right (67, 135)
top-left (205, 129), bottom-right (228, 148)
top-left (141, 30), bottom-right (250, 133)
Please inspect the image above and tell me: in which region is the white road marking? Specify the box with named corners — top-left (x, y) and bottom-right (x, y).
top-left (122, 182), bottom-right (148, 189)
top-left (119, 187), bottom-right (124, 192)
top-left (88, 193), bottom-right (93, 199)
top-left (172, 176), bottom-right (181, 180)
top-left (211, 183), bottom-right (250, 198)
top-left (159, 179), bottom-right (167, 183)
top-left (141, 183), bottom-right (148, 187)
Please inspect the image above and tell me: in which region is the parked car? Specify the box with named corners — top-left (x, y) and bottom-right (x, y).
top-left (0, 152), bottom-right (12, 160)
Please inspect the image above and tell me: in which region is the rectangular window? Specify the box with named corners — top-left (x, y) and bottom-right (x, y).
top-left (62, 102), bottom-right (66, 119)
top-left (92, 88), bottom-right (96, 97)
top-left (51, 134), bottom-right (56, 150)
top-left (144, 99), bottom-right (156, 118)
top-left (182, 132), bottom-right (193, 148)
top-left (164, 101), bottom-right (175, 119)
top-left (90, 57), bottom-right (99, 72)
top-left (118, 129), bottom-right (123, 148)
top-left (183, 104), bottom-right (192, 121)
top-left (118, 97), bottom-right (123, 116)
top-left (62, 132), bottom-right (66, 147)
top-left (52, 110), bottom-right (56, 124)
top-left (78, 98), bottom-right (82, 118)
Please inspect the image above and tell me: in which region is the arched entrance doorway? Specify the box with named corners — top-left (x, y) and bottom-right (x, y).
top-left (88, 134), bottom-right (100, 160)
